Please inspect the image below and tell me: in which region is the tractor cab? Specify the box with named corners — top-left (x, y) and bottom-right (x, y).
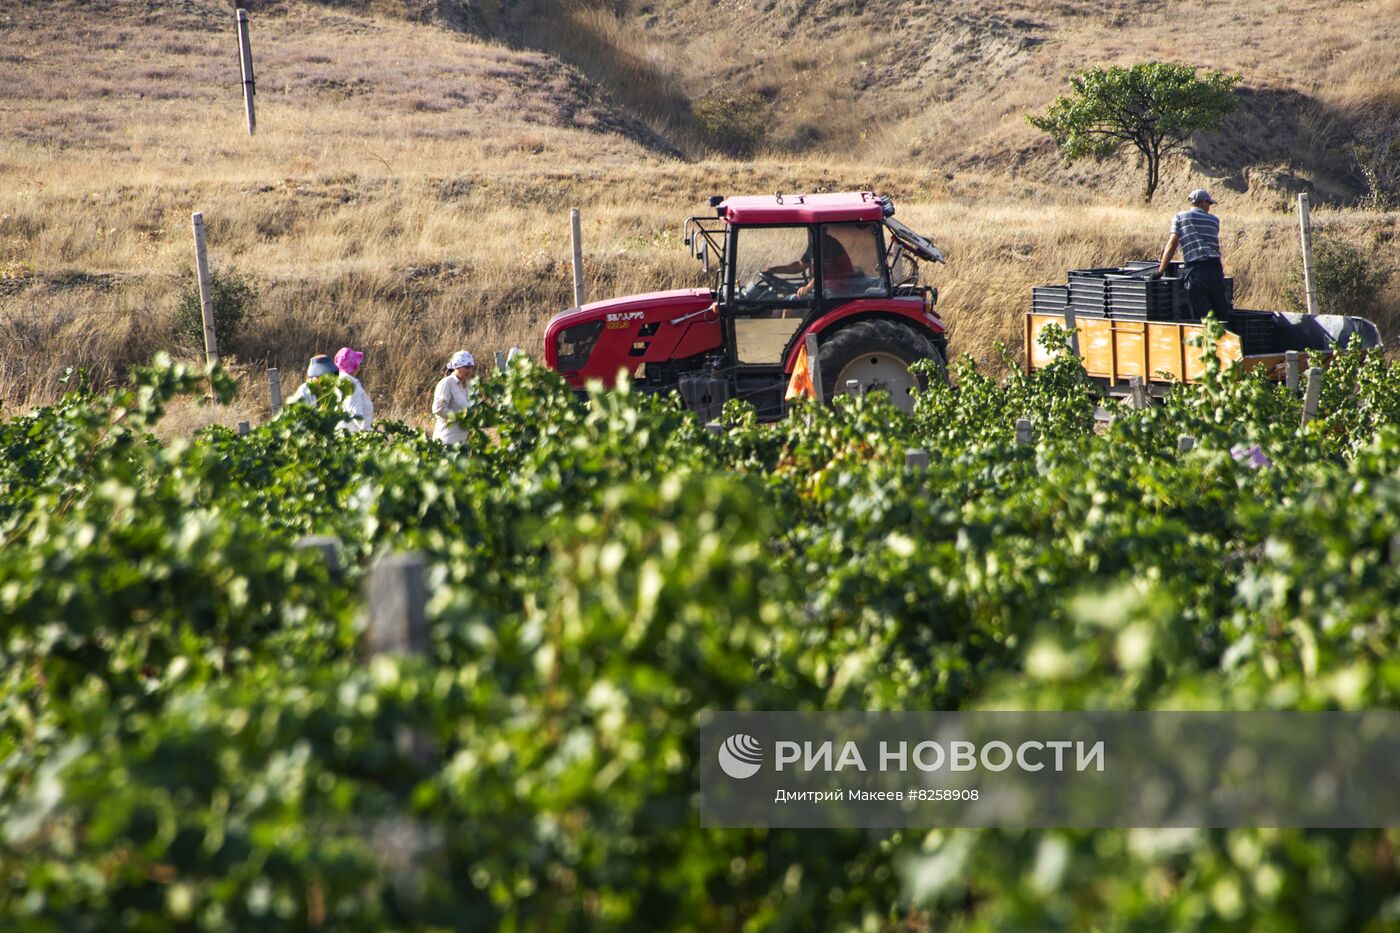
top-left (545, 191), bottom-right (948, 420)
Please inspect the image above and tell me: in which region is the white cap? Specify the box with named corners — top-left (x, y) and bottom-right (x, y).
top-left (448, 350), bottom-right (475, 369)
top-left (1188, 189), bottom-right (1216, 205)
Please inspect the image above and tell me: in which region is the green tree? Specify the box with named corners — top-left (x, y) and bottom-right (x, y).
top-left (1029, 62), bottom-right (1240, 202)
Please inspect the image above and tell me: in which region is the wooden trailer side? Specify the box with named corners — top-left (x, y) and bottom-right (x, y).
top-left (1027, 313), bottom-right (1246, 385)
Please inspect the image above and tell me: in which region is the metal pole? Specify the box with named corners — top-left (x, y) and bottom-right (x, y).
top-left (191, 212), bottom-right (219, 365)
top-left (1015, 418), bottom-right (1033, 446)
top-left (570, 208), bottom-right (585, 307)
top-left (236, 8), bottom-right (256, 135)
top-left (1298, 194), bottom-right (1318, 315)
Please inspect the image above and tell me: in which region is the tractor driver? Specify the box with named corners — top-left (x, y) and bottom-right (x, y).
top-left (763, 232), bottom-right (855, 299)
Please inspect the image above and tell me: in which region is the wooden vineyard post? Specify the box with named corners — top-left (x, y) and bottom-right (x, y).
top-left (1063, 305), bottom-right (1079, 357)
top-left (1015, 417), bottom-right (1033, 446)
top-left (365, 553), bottom-right (429, 656)
top-left (191, 212), bottom-right (219, 366)
top-left (267, 367), bottom-right (283, 413)
top-left (705, 421), bottom-right (723, 436)
top-left (1128, 376), bottom-right (1149, 410)
top-left (1178, 434), bottom-right (1196, 453)
top-left (494, 350), bottom-right (508, 370)
top-left (846, 378), bottom-right (861, 398)
top-left (236, 7), bottom-right (256, 135)
top-left (570, 208), bottom-right (585, 307)
top-left (1284, 351), bottom-right (1300, 392)
top-left (1298, 194), bottom-right (1318, 315)
top-left (1301, 367), bottom-right (1323, 426)
top-left (363, 552), bottom-right (433, 768)
top-left (296, 535), bottom-right (341, 580)
top-left (237, 420), bottom-right (249, 436)
top-left (905, 448), bottom-right (929, 470)
top-left (805, 334), bottom-right (825, 404)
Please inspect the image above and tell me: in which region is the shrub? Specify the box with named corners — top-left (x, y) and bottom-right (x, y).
top-left (692, 89), bottom-right (769, 155)
top-left (174, 268), bottom-right (255, 351)
top-left (1286, 234), bottom-right (1393, 315)
top-left (1352, 114), bottom-right (1400, 209)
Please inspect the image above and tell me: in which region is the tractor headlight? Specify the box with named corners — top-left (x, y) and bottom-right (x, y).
top-left (924, 287), bottom-right (939, 313)
top-left (555, 320), bottom-right (603, 371)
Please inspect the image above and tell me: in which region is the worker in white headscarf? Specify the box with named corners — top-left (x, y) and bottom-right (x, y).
top-left (432, 350), bottom-right (476, 444)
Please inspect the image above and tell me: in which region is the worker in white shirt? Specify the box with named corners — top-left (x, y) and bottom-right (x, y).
top-left (432, 350), bottom-right (476, 444)
top-left (333, 346), bottom-right (374, 432)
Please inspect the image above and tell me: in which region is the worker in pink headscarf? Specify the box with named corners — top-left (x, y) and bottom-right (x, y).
top-left (333, 346), bottom-right (374, 431)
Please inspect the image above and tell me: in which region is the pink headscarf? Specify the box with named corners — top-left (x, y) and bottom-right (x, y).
top-left (334, 346), bottom-right (363, 375)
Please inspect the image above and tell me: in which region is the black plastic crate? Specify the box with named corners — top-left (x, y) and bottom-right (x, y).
top-left (1223, 309), bottom-right (1276, 355)
top-left (1068, 307), bottom-right (1107, 318)
top-left (1031, 285), bottom-right (1068, 314)
top-left (1122, 260), bottom-right (1184, 276)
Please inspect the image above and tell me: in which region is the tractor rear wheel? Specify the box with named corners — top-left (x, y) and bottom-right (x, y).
top-left (818, 320), bottom-right (943, 414)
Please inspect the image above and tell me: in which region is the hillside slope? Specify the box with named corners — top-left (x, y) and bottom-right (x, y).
top-left (434, 0), bottom-right (1400, 204)
top-left (1, 0), bottom-right (1397, 424)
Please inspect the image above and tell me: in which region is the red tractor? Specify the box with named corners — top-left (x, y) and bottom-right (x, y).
top-left (543, 191), bottom-right (948, 420)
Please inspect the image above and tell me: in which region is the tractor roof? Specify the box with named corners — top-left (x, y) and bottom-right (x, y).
top-left (719, 191), bottom-right (887, 224)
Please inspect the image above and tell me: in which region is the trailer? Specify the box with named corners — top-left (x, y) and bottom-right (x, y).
top-left (1024, 264), bottom-right (1381, 395)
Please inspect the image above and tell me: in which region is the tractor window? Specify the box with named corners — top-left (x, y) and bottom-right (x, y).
top-left (732, 226), bottom-right (813, 305)
top-left (820, 223), bottom-right (890, 300)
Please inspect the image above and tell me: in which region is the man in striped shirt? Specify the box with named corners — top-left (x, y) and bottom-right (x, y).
top-left (1157, 189), bottom-right (1232, 319)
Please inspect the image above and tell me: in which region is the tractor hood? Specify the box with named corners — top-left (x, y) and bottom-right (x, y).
top-left (544, 288), bottom-right (720, 380)
top-left (886, 217), bottom-right (945, 263)
top-left (547, 288), bottom-right (716, 330)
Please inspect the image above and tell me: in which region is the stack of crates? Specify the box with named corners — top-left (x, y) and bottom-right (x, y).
top-left (1104, 273), bottom-right (1181, 320)
top-left (1032, 261), bottom-right (1234, 323)
top-left (1066, 268), bottom-right (1118, 318)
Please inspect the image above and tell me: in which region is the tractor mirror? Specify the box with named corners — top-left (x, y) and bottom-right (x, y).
top-left (701, 240), bottom-right (710, 274)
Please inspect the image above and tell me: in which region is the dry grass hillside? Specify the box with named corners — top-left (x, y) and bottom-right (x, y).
top-left (2, 0), bottom-right (1399, 426)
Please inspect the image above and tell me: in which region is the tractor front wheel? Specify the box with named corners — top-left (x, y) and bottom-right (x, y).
top-left (817, 320), bottom-right (942, 414)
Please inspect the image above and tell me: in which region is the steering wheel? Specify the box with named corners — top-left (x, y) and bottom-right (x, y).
top-left (758, 269), bottom-right (800, 296)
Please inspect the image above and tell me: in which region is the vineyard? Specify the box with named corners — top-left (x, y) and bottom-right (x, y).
top-left (3, 326), bottom-right (1400, 930)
